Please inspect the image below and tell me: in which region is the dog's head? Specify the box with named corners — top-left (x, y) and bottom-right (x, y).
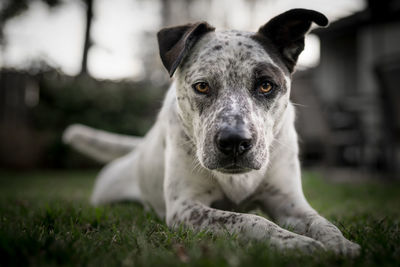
top-left (157, 9), bottom-right (328, 174)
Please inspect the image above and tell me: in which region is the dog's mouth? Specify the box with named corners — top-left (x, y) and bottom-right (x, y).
top-left (216, 164), bottom-right (253, 174)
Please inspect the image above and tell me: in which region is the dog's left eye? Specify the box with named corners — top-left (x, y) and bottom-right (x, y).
top-left (257, 81), bottom-right (275, 94)
top-left (192, 82), bottom-right (210, 94)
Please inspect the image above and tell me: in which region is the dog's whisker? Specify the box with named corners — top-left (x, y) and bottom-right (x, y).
top-left (291, 102), bottom-right (308, 108)
top-left (271, 137), bottom-right (295, 152)
top-left (189, 155), bottom-right (203, 174)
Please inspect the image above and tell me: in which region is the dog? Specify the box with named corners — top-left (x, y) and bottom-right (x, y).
top-left (64, 9), bottom-right (361, 256)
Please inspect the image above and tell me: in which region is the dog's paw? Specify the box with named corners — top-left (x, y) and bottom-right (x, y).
top-left (326, 237), bottom-right (361, 258)
top-left (271, 234), bottom-right (326, 254)
top-left (306, 217), bottom-right (361, 257)
top-left (290, 235), bottom-right (326, 254)
top-left (316, 232), bottom-right (361, 257)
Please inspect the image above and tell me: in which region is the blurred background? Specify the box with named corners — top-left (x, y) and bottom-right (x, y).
top-left (0, 0), bottom-right (399, 179)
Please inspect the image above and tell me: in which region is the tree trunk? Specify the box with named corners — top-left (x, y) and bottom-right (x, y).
top-left (80, 0), bottom-right (93, 76)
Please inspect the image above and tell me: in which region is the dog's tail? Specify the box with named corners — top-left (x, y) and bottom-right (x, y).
top-left (63, 124), bottom-right (142, 163)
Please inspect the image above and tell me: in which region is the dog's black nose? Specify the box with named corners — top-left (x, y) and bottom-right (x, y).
top-left (216, 127), bottom-right (253, 156)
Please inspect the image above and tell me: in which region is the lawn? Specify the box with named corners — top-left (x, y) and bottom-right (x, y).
top-left (0, 169), bottom-right (399, 266)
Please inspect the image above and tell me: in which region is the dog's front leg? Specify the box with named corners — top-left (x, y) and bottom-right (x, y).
top-left (167, 198), bottom-right (326, 253)
top-left (256, 152), bottom-right (361, 257)
top-left (163, 143), bottom-right (324, 253)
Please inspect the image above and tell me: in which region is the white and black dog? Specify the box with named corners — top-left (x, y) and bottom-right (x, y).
top-left (64, 9), bottom-right (360, 256)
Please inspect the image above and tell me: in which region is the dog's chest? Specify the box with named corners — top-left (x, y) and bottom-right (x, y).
top-left (213, 171), bottom-right (265, 204)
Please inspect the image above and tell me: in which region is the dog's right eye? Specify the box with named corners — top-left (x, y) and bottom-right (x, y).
top-left (192, 82), bottom-right (210, 94)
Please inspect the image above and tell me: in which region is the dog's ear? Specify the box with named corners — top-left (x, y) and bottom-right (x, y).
top-left (256, 9), bottom-right (328, 73)
top-left (157, 22), bottom-right (215, 77)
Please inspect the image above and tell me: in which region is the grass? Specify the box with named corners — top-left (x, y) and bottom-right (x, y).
top-left (0, 169), bottom-right (399, 266)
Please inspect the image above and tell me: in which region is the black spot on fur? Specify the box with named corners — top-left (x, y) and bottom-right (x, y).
top-left (213, 45), bottom-right (222, 50)
top-left (238, 42), bottom-right (242, 46)
top-left (282, 235), bottom-right (295, 240)
top-left (189, 209), bottom-right (201, 221)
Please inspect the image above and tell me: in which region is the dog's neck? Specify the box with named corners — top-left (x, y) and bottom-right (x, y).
top-left (212, 168), bottom-right (268, 204)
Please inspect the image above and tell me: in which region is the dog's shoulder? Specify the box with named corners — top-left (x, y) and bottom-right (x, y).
top-left (157, 82), bottom-right (181, 130)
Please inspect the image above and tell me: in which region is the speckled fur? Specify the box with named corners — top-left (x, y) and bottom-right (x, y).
top-left (64, 15), bottom-right (360, 257)
top-left (175, 31), bottom-right (288, 176)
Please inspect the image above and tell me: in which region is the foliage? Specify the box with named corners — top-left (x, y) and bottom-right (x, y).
top-left (30, 72), bottom-right (167, 167)
top-left (0, 170), bottom-right (399, 266)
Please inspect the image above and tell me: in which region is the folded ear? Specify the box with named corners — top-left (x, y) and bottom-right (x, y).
top-left (256, 9), bottom-right (328, 73)
top-left (157, 22), bottom-right (215, 77)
